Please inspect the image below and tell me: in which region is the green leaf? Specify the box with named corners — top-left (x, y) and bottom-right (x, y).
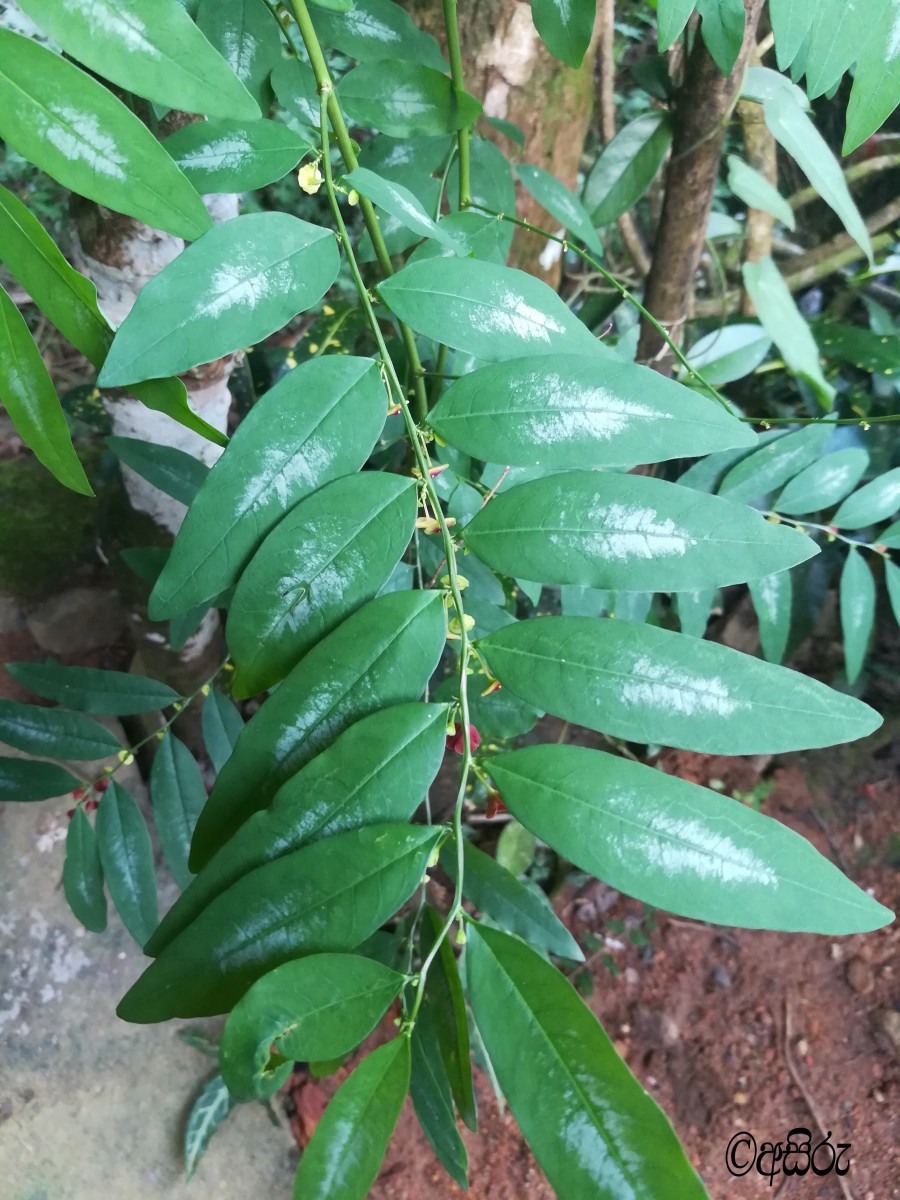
top-left (467, 923), bottom-right (707, 1200)
top-left (675, 589), bottom-right (715, 639)
top-left (0, 283), bottom-right (93, 495)
top-left (162, 118), bottom-right (309, 193)
top-left (228, 473), bottom-right (416, 697)
top-left (718, 420), bottom-right (833, 502)
top-left (464, 471), bottom-right (815, 591)
top-left (64, 806), bottom-right (107, 933)
top-left (486, 116), bottom-right (525, 147)
top-left (292, 1038), bottom-right (410, 1200)
top-left (117, 823), bottom-right (439, 1021)
top-left (408, 210), bottom-right (509, 265)
top-left (4, 662), bottom-right (180, 715)
top-left (220, 954), bottom-right (403, 1101)
top-left (749, 571), bottom-right (793, 663)
top-left (379, 259), bottom-right (605, 362)
top-left (149, 356), bottom-right (385, 618)
top-left (184, 1074), bottom-right (236, 1180)
top-left (148, 703), bottom-right (447, 954)
top-left (833, 467), bottom-right (900, 528)
top-left (583, 113), bottom-right (672, 228)
top-left (107, 436), bottom-right (209, 506)
top-left (98, 214), bottom-right (339, 387)
top-left (697, 0), bottom-right (746, 74)
top-left (478, 616), bottom-right (882, 753)
top-left (741, 257), bottom-right (835, 405)
top-left (410, 999), bottom-right (469, 1189)
top-left (530, 0), bottom-right (595, 68)
top-left (515, 164), bottom-right (603, 255)
top-left (815, 319), bottom-right (900, 374)
top-left (495, 820), bottom-right (536, 876)
top-left (885, 559), bottom-right (900, 625)
top-left (338, 63), bottom-right (481, 137)
top-left (150, 735), bottom-right (206, 889)
top-left (726, 155), bottom-right (795, 228)
top-left (487, 745), bottom-right (892, 933)
top-left (763, 89), bottom-right (872, 262)
top-left (96, 780), bottom-right (159, 947)
top-left (196, 0), bottom-right (282, 111)
top-left (0, 30), bottom-right (211, 241)
top-left (844, 0), bottom-right (900, 152)
top-left (0, 756), bottom-right (81, 803)
top-left (429, 354), bottom-right (754, 467)
top-left (804, 0), bottom-right (871, 98)
top-left (15, 0), bottom-right (261, 119)
top-left (775, 447), bottom-right (870, 515)
top-left (840, 548), bottom-right (875, 684)
top-left (202, 690), bottom-right (243, 773)
top-left (270, 56), bottom-right (322, 133)
top-left (0, 700), bottom-right (122, 760)
top-left (190, 591), bottom-right (445, 870)
top-left (442, 840), bottom-right (582, 960)
top-left (420, 907), bottom-right (477, 1131)
top-left (657, 0), bottom-right (699, 49)
top-left (769, 0), bottom-right (816, 70)
top-left (879, 519), bottom-right (900, 549)
top-left (309, 0), bottom-right (448, 70)
top-left (343, 167), bottom-right (463, 252)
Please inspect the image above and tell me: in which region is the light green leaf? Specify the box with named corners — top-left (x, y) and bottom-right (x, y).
top-left (379, 259), bottom-right (605, 362)
top-left (742, 257), bottom-right (834, 405)
top-left (681, 324), bottom-right (772, 386)
top-left (292, 1039), bottom-right (410, 1200)
top-left (478, 616), bottom-right (882, 753)
top-left (515, 163), bottom-right (603, 254)
top-left (464, 471), bottom-right (815, 591)
top-left (429, 353), bottom-right (754, 467)
top-left (675, 590), bottom-right (715, 639)
top-left (190, 592), bottom-right (445, 870)
top-left (697, 0), bottom-right (746, 74)
top-left (228, 472), bottom-right (416, 697)
top-left (150, 356), bottom-right (385, 618)
top-left (99, 214), bottom-right (339, 387)
top-left (833, 467), bottom-right (900, 528)
top-left (530, 0), bottom-right (595, 68)
top-left (886, 559), bottom-right (900, 625)
top-left (488, 745), bottom-right (892, 932)
top-left (107, 436), bottom-right (209, 506)
top-left (5, 662), bottom-right (180, 715)
top-left (844, 0), bottom-right (900, 153)
top-left (776, 447), bottom-right (870, 515)
top-left (879, 519), bottom-right (900, 549)
top-left (408, 210), bottom-right (510, 265)
top-left (196, 0), bottom-right (282, 111)
top-left (749, 570), bottom-right (793, 663)
top-left (0, 283), bottom-right (92, 495)
top-left (148, 703), bottom-right (447, 955)
top-left (718, 420), bottom-right (833, 502)
top-left (270, 56), bottom-right (322, 132)
top-left (658, 0), bottom-right (699, 49)
top-left (467, 923), bottom-right (707, 1200)
top-left (769, 0), bottom-right (816, 70)
top-left (15, 0), bottom-right (260, 119)
top-left (0, 757), bottom-right (81, 803)
top-left (96, 780), bottom-right (158, 947)
top-left (0, 30), bottom-right (211, 241)
top-left (804, 0), bottom-right (871, 98)
top-left (310, 0), bottom-right (448, 70)
top-left (343, 167), bottom-right (464, 252)
top-left (220, 954), bottom-right (403, 1101)
top-left (202, 690), bottom-right (243, 774)
top-left (840, 548), bottom-right (875, 684)
top-left (118, 823), bottom-right (439, 1021)
top-left (583, 113), bottom-right (672, 228)
top-left (726, 155), bottom-right (795, 228)
top-left (339, 63), bottom-right (481, 137)
top-left (0, 700), bottom-right (122, 760)
top-left (184, 1074), bottom-right (236, 1180)
top-left (150, 734), bottom-right (206, 889)
top-left (162, 118), bottom-right (309, 193)
top-left (64, 806), bottom-right (107, 933)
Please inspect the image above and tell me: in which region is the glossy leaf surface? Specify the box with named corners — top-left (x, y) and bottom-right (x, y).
top-left (749, 571), bottom-right (793, 663)
top-left (344, 167), bottom-right (463, 252)
top-left (96, 781), bottom-right (158, 946)
top-left (107, 436), bottom-right (209, 507)
top-left (421, 907), bottom-right (477, 1131)
top-left (150, 356), bottom-right (385, 617)
top-left (310, 0), bottom-right (447, 69)
top-left (99, 214), bottom-right (339, 387)
top-left (489, 745), bottom-right (891, 932)
top-left (0, 700), bottom-right (121, 760)
top-left (118, 824), bottom-right (439, 1021)
top-left (833, 467), bottom-right (900, 528)
top-left (697, 0), bottom-right (746, 74)
top-left (515, 163), bottom-right (602, 254)
top-left (162, 119), bottom-right (309, 193)
top-left (184, 1074), bottom-right (235, 1179)
top-left (196, 0), bottom-right (282, 110)
top-left (5, 662), bottom-right (180, 715)
top-left (479, 616), bottom-right (881, 753)
top-left (0, 756), bottom-right (81, 803)
top-left (339, 63), bottom-right (481, 137)
top-left (583, 113), bottom-right (672, 227)
top-left (718, 420), bottom-right (833, 502)
top-left (64, 806), bottom-right (107, 933)
top-left (840, 549), bottom-right (875, 685)
top-left (202, 691), bottom-right (243, 774)
top-left (531, 0), bottom-right (595, 66)
top-left (151, 735), bottom-right (206, 889)
top-left (410, 999), bottom-right (469, 1189)
top-left (775, 447), bottom-right (869, 515)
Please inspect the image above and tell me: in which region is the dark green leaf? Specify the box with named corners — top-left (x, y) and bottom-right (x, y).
top-left (718, 420), bottom-right (833, 502)
top-left (0, 30), bottom-right (211, 241)
top-left (833, 467), bottom-right (900, 528)
top-left (410, 998), bottom-right (469, 1189)
top-left (190, 591), bottom-right (445, 869)
top-left (749, 570), bottom-right (793, 663)
top-left (697, 0), bottom-right (746, 74)
top-left (5, 662), bottom-right (180, 715)
top-left (515, 163), bottom-right (602, 255)
top-left (338, 63), bottom-right (481, 137)
top-left (292, 1038), bottom-right (410, 1200)
top-left (150, 734), bottom-right (206, 889)
top-left (228, 473), bottom-right (416, 697)
top-left (344, 167), bottom-right (464, 252)
top-left (310, 0), bottom-right (448, 70)
top-left (815, 319), bottom-right (900, 374)
top-left (149, 702), bottom-right (447, 954)
top-left (220, 954), bottom-right (403, 1101)
top-left (775, 447), bottom-right (869, 515)
top-left (0, 756), bottom-right (81, 802)
top-left (162, 118), bottom-right (309, 193)
top-left (479, 616), bottom-right (882, 753)
top-left (107, 436), bottom-right (209, 506)
top-left (184, 1074), bottom-right (236, 1179)
top-left (196, 0), bottom-right (282, 111)
top-left (0, 700), bottom-right (122, 760)
top-left (421, 906), bottom-right (477, 1131)
top-left (486, 116), bottom-right (525, 146)
top-left (488, 745), bottom-right (891, 933)
top-left (96, 780), bottom-right (158, 946)
top-left (467, 923), bottom-right (707, 1199)
top-left (840, 548), bottom-right (875, 684)
top-left (270, 56), bottom-right (322, 132)
top-left (98, 214), bottom-right (339, 387)
top-left (844, 0), bottom-right (900, 152)
top-left (657, 0), bottom-right (698, 49)
top-left (150, 356), bottom-right (385, 617)
top-left (531, 0), bottom-right (595, 67)
top-left (202, 690), bottom-right (243, 774)
top-left (583, 113), bottom-right (672, 227)
top-left (15, 0), bottom-right (260, 119)
top-left (64, 806), bottom-right (107, 933)
top-left (0, 283), bottom-right (92, 495)
top-left (804, 0), bottom-right (870, 97)
top-left (118, 823), bottom-right (439, 1021)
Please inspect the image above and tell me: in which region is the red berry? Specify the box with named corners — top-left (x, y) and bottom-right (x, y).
top-left (66, 807), bottom-right (75, 820)
top-left (94, 777), bottom-right (110, 793)
top-left (72, 787), bottom-right (86, 801)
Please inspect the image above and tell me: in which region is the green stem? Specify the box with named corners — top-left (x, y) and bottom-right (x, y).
top-left (766, 512), bottom-right (895, 557)
top-left (442, 0), bottom-right (470, 208)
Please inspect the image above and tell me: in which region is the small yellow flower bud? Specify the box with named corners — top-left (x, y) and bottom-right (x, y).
top-left (297, 161), bottom-right (323, 195)
top-left (347, 189), bottom-right (359, 206)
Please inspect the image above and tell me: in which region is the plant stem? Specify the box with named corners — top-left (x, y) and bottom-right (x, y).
top-left (766, 512), bottom-right (895, 557)
top-left (442, 0), bottom-right (470, 208)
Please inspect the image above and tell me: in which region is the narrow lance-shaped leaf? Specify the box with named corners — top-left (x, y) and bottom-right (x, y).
top-left (0, 283), bottom-right (93, 495)
top-left (488, 745), bottom-right (892, 933)
top-left (344, 167), bottom-right (464, 253)
top-left (530, 0), bottom-right (595, 67)
top-left (844, 0), bottom-right (900, 153)
top-left (727, 155), bottom-right (795, 228)
top-left (64, 806), bottom-right (107, 933)
top-left (107, 436), bottom-right (210, 507)
top-left (162, 119), bottom-right (310, 195)
top-left (832, 467), bottom-right (900, 528)
top-left (885, 559), bottom-right (900, 626)
top-left (202, 690), bottom-right (243, 775)
top-left (515, 164), bottom-right (603, 255)
top-left (840, 548), bottom-right (876, 684)
top-left (675, 590), bottom-right (715, 639)
top-left (184, 1074), bottom-right (236, 1180)
top-left (0, 30), bottom-right (211, 241)
top-left (5, 662), bottom-right (180, 715)
top-left (478, 616), bottom-right (882, 754)
top-left (421, 906), bottom-right (477, 1131)
top-left (658, 0), bottom-right (699, 49)
top-left (0, 700), bottom-right (122, 760)
top-left (682, 323), bottom-right (773, 386)
top-left (0, 757), bottom-right (81, 803)
top-left (775, 447), bottom-right (869, 515)
top-left (718, 419), bottom-right (833, 502)
top-left (150, 734), bottom-right (207, 890)
top-left (96, 780), bottom-right (158, 947)
top-left (410, 997), bottom-right (469, 1190)
top-left (292, 1039), bottom-right (411, 1200)
top-left (749, 570), bottom-right (793, 663)
top-left (467, 923), bottom-right (708, 1200)
top-left (583, 113), bottom-right (672, 228)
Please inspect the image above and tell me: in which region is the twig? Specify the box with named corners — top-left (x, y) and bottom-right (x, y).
top-left (789, 154), bottom-right (900, 213)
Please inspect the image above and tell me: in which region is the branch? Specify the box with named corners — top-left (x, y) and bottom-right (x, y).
top-left (789, 153), bottom-right (900, 213)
